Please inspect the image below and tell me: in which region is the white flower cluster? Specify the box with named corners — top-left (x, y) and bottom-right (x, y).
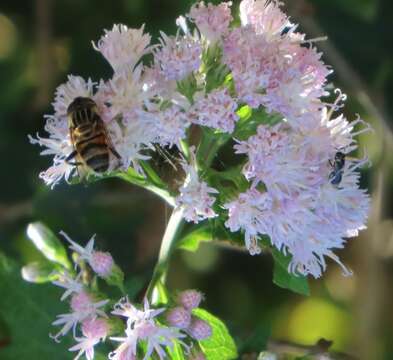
top-left (30, 0), bottom-right (371, 278)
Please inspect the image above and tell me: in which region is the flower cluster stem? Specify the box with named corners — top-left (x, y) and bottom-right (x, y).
top-left (146, 206), bottom-right (185, 303)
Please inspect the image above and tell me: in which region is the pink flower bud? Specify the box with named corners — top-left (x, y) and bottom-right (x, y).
top-left (90, 251), bottom-right (114, 277)
top-left (188, 318), bottom-right (212, 340)
top-left (178, 289), bottom-right (203, 310)
top-left (70, 291), bottom-right (92, 312)
top-left (166, 307), bottom-right (191, 329)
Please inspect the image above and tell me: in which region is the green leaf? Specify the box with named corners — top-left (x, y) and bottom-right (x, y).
top-left (193, 308), bottom-right (238, 360)
top-left (177, 226), bottom-right (213, 252)
top-left (271, 248), bottom-right (310, 296)
top-left (0, 253), bottom-right (72, 359)
top-left (26, 222), bottom-right (71, 269)
top-left (234, 107), bottom-right (282, 141)
top-left (21, 261), bottom-right (60, 284)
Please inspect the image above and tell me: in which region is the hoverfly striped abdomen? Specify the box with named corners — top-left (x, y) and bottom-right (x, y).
top-left (66, 97), bottom-right (120, 175)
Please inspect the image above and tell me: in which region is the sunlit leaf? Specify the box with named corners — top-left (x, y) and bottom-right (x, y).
top-left (193, 308), bottom-right (238, 360)
top-left (177, 226), bottom-right (213, 252)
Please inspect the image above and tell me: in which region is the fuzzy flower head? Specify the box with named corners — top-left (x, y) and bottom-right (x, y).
top-left (235, 123), bottom-right (323, 199)
top-left (223, 26), bottom-right (279, 108)
top-left (189, 1), bottom-right (233, 43)
top-left (29, 75), bottom-right (96, 188)
top-left (94, 24), bottom-right (152, 72)
top-left (150, 105), bottom-right (190, 148)
top-left (52, 75), bottom-right (95, 118)
top-left (69, 317), bottom-right (109, 360)
top-left (154, 31), bottom-right (202, 81)
top-left (187, 318), bottom-right (212, 340)
top-left (110, 298), bottom-right (186, 360)
top-left (60, 231), bottom-right (115, 278)
top-left (175, 149), bottom-right (218, 223)
top-left (51, 291), bottom-right (108, 342)
top-left (178, 289), bottom-right (204, 310)
top-left (52, 271), bottom-right (84, 301)
top-left (188, 88), bottom-right (239, 133)
top-left (240, 0), bottom-right (294, 41)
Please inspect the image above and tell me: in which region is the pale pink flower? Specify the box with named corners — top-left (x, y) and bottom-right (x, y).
top-left (176, 151), bottom-right (218, 223)
top-left (154, 31), bottom-right (202, 81)
top-left (28, 114), bottom-right (75, 188)
top-left (60, 231), bottom-right (115, 277)
top-left (188, 88), bottom-right (239, 133)
top-left (262, 44), bottom-right (331, 118)
top-left (189, 2), bottom-right (233, 43)
top-left (93, 24), bottom-right (152, 72)
top-left (52, 75), bottom-right (95, 117)
top-left (223, 26), bottom-right (279, 108)
top-left (29, 76), bottom-right (119, 188)
top-left (52, 271), bottom-right (84, 301)
top-left (240, 0), bottom-right (294, 41)
top-left (112, 297), bottom-right (165, 328)
top-left (69, 318), bottom-right (108, 360)
top-left (150, 105), bottom-right (190, 148)
top-left (110, 298), bottom-right (186, 360)
top-left (51, 291), bottom-right (108, 341)
top-left (235, 123), bottom-right (323, 199)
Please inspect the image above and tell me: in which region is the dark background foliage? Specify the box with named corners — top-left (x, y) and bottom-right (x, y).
top-left (0, 0), bottom-right (392, 359)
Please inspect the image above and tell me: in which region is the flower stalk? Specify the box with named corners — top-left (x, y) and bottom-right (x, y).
top-left (146, 206), bottom-right (185, 303)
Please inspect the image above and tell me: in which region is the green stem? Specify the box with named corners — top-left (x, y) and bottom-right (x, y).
top-left (146, 207), bottom-right (185, 303)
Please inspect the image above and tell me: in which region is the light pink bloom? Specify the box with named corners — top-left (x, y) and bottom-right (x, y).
top-left (154, 31), bottom-right (202, 81)
top-left (110, 298), bottom-right (186, 360)
top-left (69, 318), bottom-right (108, 360)
top-left (223, 26), bottom-right (278, 108)
top-left (262, 44), bottom-right (331, 118)
top-left (150, 105), bottom-right (190, 148)
top-left (60, 231), bottom-right (115, 277)
top-left (188, 88), bottom-right (239, 133)
top-left (175, 151), bottom-right (218, 223)
top-left (235, 123), bottom-right (323, 199)
top-left (189, 2), bottom-right (233, 43)
top-left (240, 0), bottom-right (294, 41)
top-left (52, 271), bottom-right (84, 301)
top-left (93, 24), bottom-right (152, 72)
top-left (52, 75), bottom-right (95, 117)
top-left (51, 291), bottom-right (108, 341)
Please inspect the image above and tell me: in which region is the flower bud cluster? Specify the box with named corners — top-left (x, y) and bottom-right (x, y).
top-left (166, 290), bottom-right (212, 341)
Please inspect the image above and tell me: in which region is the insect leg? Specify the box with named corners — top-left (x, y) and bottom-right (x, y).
top-left (109, 146), bottom-right (121, 160)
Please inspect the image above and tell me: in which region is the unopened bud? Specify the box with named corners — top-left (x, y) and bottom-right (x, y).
top-left (90, 251), bottom-right (114, 277)
top-left (166, 307), bottom-right (191, 329)
top-left (188, 318), bottom-right (212, 340)
top-left (178, 289), bottom-right (203, 310)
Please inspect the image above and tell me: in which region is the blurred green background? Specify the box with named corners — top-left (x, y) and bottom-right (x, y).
top-left (0, 0), bottom-right (392, 359)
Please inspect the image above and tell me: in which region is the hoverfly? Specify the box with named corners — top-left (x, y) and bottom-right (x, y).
top-left (328, 151), bottom-right (345, 186)
top-left (65, 97), bottom-right (120, 177)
